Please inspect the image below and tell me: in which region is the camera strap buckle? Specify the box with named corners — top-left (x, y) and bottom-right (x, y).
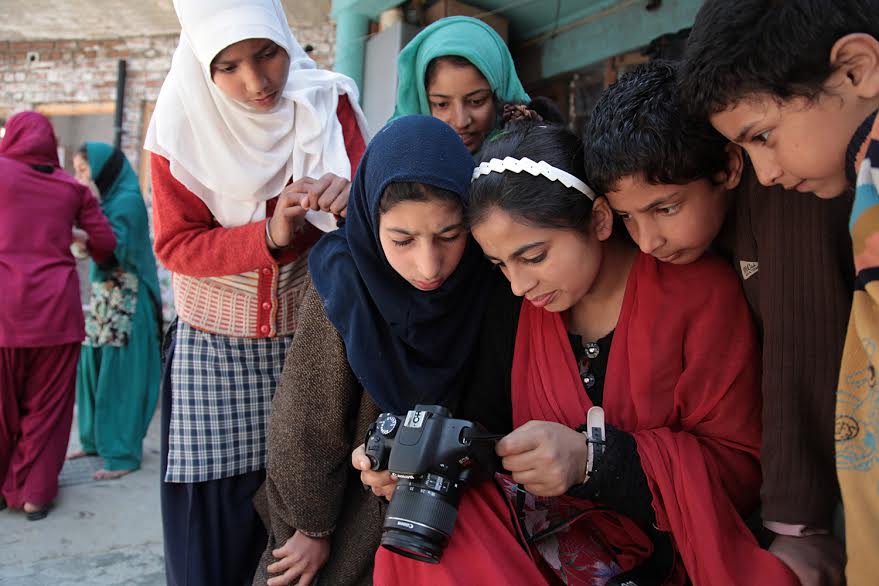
top-left (582, 406), bottom-right (606, 483)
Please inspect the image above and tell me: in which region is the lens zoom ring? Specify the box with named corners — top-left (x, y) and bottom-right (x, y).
top-left (386, 486), bottom-right (458, 537)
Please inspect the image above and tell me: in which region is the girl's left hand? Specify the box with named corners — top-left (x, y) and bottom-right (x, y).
top-left (266, 532), bottom-right (330, 586)
top-left (496, 420), bottom-right (588, 497)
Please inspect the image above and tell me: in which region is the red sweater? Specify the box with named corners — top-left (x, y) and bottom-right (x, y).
top-left (151, 95), bottom-right (366, 338)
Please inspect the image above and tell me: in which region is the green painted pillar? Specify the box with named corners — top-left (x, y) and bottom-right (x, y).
top-left (334, 10), bottom-right (370, 100)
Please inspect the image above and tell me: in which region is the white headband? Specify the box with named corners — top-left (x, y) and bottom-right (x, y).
top-left (471, 156), bottom-right (597, 201)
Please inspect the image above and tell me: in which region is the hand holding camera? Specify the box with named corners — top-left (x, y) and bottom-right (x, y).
top-left (496, 420), bottom-right (591, 497)
top-left (352, 444), bottom-right (396, 500)
top-left (361, 405), bottom-right (500, 564)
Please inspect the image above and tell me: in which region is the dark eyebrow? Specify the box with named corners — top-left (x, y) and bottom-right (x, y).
top-left (428, 88), bottom-right (492, 100)
top-left (438, 222), bottom-right (465, 233)
top-left (212, 41), bottom-right (275, 66)
top-left (386, 222), bottom-right (464, 236)
top-left (485, 241), bottom-right (545, 263)
top-left (734, 122), bottom-right (758, 144)
top-left (609, 191), bottom-right (681, 216)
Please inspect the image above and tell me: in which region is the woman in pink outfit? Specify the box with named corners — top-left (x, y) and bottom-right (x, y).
top-left (0, 111), bottom-right (116, 520)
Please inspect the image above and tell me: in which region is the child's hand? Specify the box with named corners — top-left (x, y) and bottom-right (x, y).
top-left (70, 227), bottom-right (90, 259)
top-left (352, 443), bottom-right (397, 500)
top-left (266, 193), bottom-right (308, 250)
top-left (284, 173), bottom-right (351, 217)
top-left (71, 227), bottom-right (89, 245)
top-left (496, 420), bottom-right (588, 497)
top-left (769, 534), bottom-right (845, 586)
top-left (266, 532), bottom-right (329, 586)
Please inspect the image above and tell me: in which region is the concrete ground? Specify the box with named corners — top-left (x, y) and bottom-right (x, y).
top-left (0, 408), bottom-right (165, 585)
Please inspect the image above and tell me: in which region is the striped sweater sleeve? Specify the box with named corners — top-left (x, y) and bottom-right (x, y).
top-left (836, 110), bottom-right (879, 584)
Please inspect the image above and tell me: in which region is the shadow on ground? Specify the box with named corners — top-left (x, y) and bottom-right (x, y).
top-left (0, 406), bottom-right (164, 585)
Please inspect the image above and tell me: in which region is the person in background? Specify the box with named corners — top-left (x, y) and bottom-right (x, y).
top-left (67, 141), bottom-right (162, 481)
top-left (0, 112), bottom-right (116, 520)
top-left (392, 15), bottom-right (562, 154)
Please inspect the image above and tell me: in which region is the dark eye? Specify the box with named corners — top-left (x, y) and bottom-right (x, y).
top-left (656, 204), bottom-right (680, 216)
top-left (752, 130), bottom-right (771, 143)
top-left (392, 239), bottom-right (413, 247)
top-left (430, 101), bottom-right (449, 110)
top-left (523, 252), bottom-right (546, 265)
top-left (260, 47), bottom-right (279, 60)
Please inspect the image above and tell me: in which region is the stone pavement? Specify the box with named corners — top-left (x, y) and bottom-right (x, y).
top-left (0, 408), bottom-right (164, 585)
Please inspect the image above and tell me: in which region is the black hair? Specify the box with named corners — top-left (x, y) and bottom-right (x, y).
top-left (425, 55), bottom-right (483, 88)
top-left (379, 181), bottom-right (461, 215)
top-left (526, 96), bottom-right (566, 125)
top-left (468, 121), bottom-right (594, 233)
top-left (678, 0), bottom-right (879, 119)
top-left (584, 60), bottom-right (729, 195)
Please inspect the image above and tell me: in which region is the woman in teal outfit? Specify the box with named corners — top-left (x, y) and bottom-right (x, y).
top-left (393, 16), bottom-right (561, 154)
top-left (70, 142), bottom-right (162, 480)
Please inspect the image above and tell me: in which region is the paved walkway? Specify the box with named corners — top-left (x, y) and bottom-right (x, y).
top-left (0, 408), bottom-right (164, 585)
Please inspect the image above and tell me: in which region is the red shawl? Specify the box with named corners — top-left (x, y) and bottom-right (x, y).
top-left (374, 253), bottom-right (798, 585)
top-left (512, 252), bottom-right (797, 585)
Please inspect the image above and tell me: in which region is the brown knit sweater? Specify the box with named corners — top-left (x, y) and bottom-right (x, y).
top-left (717, 166), bottom-right (854, 529)
top-left (253, 281), bottom-right (384, 586)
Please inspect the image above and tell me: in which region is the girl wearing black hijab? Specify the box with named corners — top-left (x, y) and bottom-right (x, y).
top-left (255, 115), bottom-right (497, 586)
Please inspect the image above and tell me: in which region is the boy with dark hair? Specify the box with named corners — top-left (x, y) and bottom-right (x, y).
top-left (677, 2), bottom-right (879, 582)
top-left (584, 60), bottom-right (853, 586)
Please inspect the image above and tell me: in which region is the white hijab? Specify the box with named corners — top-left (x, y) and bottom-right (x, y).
top-left (144, 0), bottom-right (368, 229)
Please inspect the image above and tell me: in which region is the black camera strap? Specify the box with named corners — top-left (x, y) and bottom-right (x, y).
top-left (463, 430), bottom-right (505, 443)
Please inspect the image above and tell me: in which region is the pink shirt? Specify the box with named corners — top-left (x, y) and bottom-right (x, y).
top-left (0, 112), bottom-right (116, 347)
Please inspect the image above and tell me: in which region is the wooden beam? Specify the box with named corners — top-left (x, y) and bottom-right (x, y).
top-left (35, 102), bottom-right (115, 117)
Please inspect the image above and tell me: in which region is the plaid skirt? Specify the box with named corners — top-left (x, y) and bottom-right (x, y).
top-left (164, 320), bottom-right (291, 483)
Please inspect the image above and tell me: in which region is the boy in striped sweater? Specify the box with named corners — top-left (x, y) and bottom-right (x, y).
top-left (678, 1), bottom-right (879, 584)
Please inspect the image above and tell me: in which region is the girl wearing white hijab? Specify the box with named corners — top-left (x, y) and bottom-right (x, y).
top-left (144, 1), bottom-right (367, 583)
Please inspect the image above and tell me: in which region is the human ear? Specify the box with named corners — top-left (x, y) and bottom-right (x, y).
top-left (713, 143), bottom-right (744, 190)
top-left (591, 197), bottom-right (614, 242)
top-left (830, 33), bottom-right (879, 99)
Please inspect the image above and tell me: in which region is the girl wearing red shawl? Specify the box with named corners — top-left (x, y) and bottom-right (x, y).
top-left (0, 112), bottom-right (116, 520)
top-left (359, 121), bottom-right (799, 584)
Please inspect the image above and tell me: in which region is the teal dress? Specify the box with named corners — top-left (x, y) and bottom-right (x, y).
top-left (76, 142), bottom-right (161, 472)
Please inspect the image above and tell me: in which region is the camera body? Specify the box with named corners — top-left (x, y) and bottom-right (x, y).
top-left (364, 404), bottom-right (497, 563)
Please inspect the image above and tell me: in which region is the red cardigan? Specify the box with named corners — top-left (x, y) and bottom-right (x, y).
top-left (151, 95), bottom-right (366, 338)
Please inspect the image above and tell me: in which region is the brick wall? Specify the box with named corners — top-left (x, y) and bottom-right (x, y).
top-left (0, 21), bottom-right (337, 169)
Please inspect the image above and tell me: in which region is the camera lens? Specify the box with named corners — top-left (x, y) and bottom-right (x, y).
top-left (380, 475), bottom-right (461, 564)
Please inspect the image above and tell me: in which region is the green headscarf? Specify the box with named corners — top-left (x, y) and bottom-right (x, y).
top-left (392, 16), bottom-right (530, 119)
top-left (83, 142), bottom-right (161, 311)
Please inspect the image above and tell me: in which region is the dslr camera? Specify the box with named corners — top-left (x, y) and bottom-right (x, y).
top-left (363, 404), bottom-right (498, 563)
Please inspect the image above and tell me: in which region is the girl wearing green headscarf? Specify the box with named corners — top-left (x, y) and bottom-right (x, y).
top-left (393, 16), bottom-right (533, 154)
top-left (69, 142), bottom-right (161, 480)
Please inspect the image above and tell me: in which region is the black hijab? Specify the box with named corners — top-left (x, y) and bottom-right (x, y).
top-left (309, 115), bottom-right (489, 413)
